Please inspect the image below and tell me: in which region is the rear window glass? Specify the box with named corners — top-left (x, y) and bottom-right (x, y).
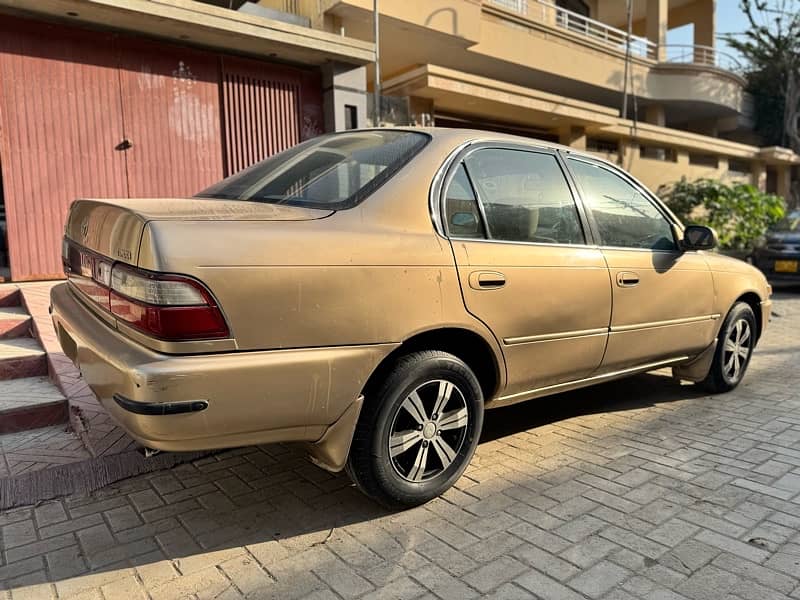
top-left (196, 130), bottom-right (429, 210)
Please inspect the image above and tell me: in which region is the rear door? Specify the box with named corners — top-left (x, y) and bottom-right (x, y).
top-left (444, 145), bottom-right (612, 400)
top-left (564, 156), bottom-right (716, 371)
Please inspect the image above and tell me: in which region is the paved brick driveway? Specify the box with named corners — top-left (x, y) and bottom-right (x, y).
top-left (2, 290), bottom-right (799, 600)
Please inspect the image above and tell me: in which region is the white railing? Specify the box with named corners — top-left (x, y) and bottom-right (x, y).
top-left (663, 44), bottom-right (742, 72)
top-left (487, 1), bottom-right (742, 73)
top-left (488, 0), bottom-right (656, 59)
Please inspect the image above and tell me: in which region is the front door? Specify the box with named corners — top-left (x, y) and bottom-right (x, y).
top-left (565, 156), bottom-right (716, 371)
top-left (445, 146), bottom-right (612, 400)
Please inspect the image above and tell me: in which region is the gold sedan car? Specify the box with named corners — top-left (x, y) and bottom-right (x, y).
top-left (51, 128), bottom-right (771, 507)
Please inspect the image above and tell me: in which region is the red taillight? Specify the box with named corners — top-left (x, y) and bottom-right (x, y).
top-left (64, 240), bottom-right (229, 341)
top-left (109, 291), bottom-right (229, 340)
top-left (109, 264), bottom-right (230, 341)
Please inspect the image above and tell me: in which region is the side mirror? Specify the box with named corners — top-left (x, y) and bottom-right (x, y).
top-left (681, 225), bottom-right (717, 251)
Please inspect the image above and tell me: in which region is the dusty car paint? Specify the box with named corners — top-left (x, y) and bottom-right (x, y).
top-left (51, 128), bottom-right (772, 471)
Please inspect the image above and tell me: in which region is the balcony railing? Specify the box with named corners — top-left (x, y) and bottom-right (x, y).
top-left (487, 0), bottom-right (656, 59)
top-left (487, 0), bottom-right (742, 73)
top-left (663, 44), bottom-right (742, 73)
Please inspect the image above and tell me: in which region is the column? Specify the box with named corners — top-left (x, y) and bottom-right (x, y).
top-left (321, 62), bottom-right (367, 132)
top-left (644, 105), bottom-right (666, 127)
top-left (751, 162), bottom-right (767, 192)
top-left (776, 164), bottom-right (792, 201)
top-left (558, 125), bottom-right (586, 151)
top-left (693, 0), bottom-right (716, 61)
top-left (409, 97), bottom-right (434, 127)
top-left (646, 0), bottom-right (668, 61)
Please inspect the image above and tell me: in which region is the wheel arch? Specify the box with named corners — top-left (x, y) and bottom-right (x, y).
top-left (361, 327), bottom-right (504, 404)
top-left (734, 291), bottom-right (763, 341)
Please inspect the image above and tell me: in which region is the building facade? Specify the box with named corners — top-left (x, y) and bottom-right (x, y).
top-left (0, 0), bottom-right (373, 280)
top-left (265, 0), bottom-right (798, 198)
top-left (0, 0), bottom-right (797, 281)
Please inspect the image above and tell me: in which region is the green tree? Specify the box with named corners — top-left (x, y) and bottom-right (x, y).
top-left (725, 0), bottom-right (800, 151)
top-left (659, 178), bottom-right (785, 251)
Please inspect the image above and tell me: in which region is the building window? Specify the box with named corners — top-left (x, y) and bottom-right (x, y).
top-left (640, 145), bottom-right (677, 162)
top-left (586, 137), bottom-right (619, 156)
top-left (728, 158), bottom-right (750, 174)
top-left (689, 153), bottom-right (719, 168)
top-left (345, 105), bottom-right (358, 130)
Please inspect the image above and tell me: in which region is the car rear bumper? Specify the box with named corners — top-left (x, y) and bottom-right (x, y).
top-left (50, 283), bottom-right (395, 458)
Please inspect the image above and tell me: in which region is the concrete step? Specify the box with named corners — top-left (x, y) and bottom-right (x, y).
top-left (0, 306), bottom-right (33, 339)
top-left (0, 376), bottom-right (68, 433)
top-left (0, 337), bottom-right (48, 381)
top-left (0, 284), bottom-right (20, 308)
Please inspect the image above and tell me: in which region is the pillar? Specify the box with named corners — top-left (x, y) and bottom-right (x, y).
top-left (409, 97), bottom-right (434, 127)
top-left (693, 0), bottom-right (715, 48)
top-left (321, 62), bottom-right (367, 132)
top-left (751, 162), bottom-right (767, 192)
top-left (776, 164), bottom-right (792, 201)
top-left (558, 125), bottom-right (586, 151)
top-left (644, 105), bottom-right (666, 127)
top-left (646, 0), bottom-right (668, 61)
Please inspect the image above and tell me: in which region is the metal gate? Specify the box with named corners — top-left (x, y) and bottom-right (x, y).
top-left (0, 16), bottom-right (322, 280)
top-left (221, 56), bottom-right (323, 175)
top-left (117, 37), bottom-right (224, 198)
top-left (0, 19), bottom-right (128, 280)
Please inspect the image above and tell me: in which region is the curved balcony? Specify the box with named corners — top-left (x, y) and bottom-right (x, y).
top-left (663, 44), bottom-right (742, 73)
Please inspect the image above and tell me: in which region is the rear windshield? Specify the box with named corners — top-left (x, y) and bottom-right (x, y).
top-left (196, 130), bottom-right (430, 210)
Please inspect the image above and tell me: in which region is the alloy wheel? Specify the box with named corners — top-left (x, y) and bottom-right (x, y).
top-left (723, 318), bottom-right (752, 382)
top-left (388, 379), bottom-right (469, 482)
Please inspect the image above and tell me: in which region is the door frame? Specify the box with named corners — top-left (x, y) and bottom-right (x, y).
top-left (431, 140), bottom-right (602, 247)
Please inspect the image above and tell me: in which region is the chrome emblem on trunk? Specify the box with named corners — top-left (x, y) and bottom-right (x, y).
top-left (80, 218), bottom-right (89, 241)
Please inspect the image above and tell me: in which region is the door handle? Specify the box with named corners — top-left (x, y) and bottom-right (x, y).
top-left (469, 271), bottom-right (506, 290)
top-left (115, 138), bottom-right (133, 151)
top-left (616, 271), bottom-right (640, 287)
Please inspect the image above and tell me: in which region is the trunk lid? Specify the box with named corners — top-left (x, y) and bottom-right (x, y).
top-left (65, 198), bottom-right (332, 264)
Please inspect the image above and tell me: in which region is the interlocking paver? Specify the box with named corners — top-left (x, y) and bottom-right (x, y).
top-left (0, 291), bottom-right (798, 599)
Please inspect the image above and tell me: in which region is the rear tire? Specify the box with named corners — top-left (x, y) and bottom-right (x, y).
top-left (700, 302), bottom-right (757, 393)
top-left (347, 350), bottom-right (484, 509)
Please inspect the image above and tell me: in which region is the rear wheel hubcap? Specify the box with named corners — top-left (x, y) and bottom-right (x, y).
top-left (388, 379), bottom-right (469, 482)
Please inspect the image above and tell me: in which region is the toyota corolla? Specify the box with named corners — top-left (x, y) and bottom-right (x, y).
top-left (51, 128), bottom-right (772, 507)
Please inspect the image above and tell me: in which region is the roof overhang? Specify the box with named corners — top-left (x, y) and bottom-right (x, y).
top-left (757, 146), bottom-right (800, 165)
top-left (382, 64), bottom-right (620, 130)
top-left (0, 0), bottom-right (375, 66)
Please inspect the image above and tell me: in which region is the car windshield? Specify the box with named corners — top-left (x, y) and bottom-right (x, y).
top-left (772, 210), bottom-right (800, 232)
top-left (196, 130), bottom-right (429, 210)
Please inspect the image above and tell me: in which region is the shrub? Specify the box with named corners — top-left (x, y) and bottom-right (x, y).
top-left (658, 178), bottom-right (786, 251)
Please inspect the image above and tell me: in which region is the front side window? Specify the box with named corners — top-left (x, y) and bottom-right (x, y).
top-left (463, 149), bottom-right (584, 245)
top-left (567, 158), bottom-right (677, 251)
top-left (197, 130), bottom-right (429, 210)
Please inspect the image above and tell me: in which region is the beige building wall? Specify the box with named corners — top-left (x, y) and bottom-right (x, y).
top-left (258, 0), bottom-right (798, 198)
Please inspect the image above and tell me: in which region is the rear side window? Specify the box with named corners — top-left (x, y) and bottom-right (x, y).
top-left (567, 158), bottom-right (677, 251)
top-left (197, 130), bottom-right (429, 210)
top-left (463, 149), bottom-right (584, 244)
top-left (444, 164), bottom-right (484, 239)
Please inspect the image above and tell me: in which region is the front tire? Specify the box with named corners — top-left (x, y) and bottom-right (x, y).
top-left (701, 302), bottom-right (757, 393)
top-left (347, 350), bottom-right (484, 509)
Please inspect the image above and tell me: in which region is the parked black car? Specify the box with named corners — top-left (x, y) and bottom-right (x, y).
top-left (752, 210), bottom-right (800, 282)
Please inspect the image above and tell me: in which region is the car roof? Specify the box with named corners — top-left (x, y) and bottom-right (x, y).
top-left (357, 126), bottom-right (610, 165)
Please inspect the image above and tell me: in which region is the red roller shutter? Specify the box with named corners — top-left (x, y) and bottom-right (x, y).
top-left (117, 38), bottom-right (224, 198)
top-left (0, 17), bottom-right (128, 280)
top-left (221, 56), bottom-right (323, 175)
